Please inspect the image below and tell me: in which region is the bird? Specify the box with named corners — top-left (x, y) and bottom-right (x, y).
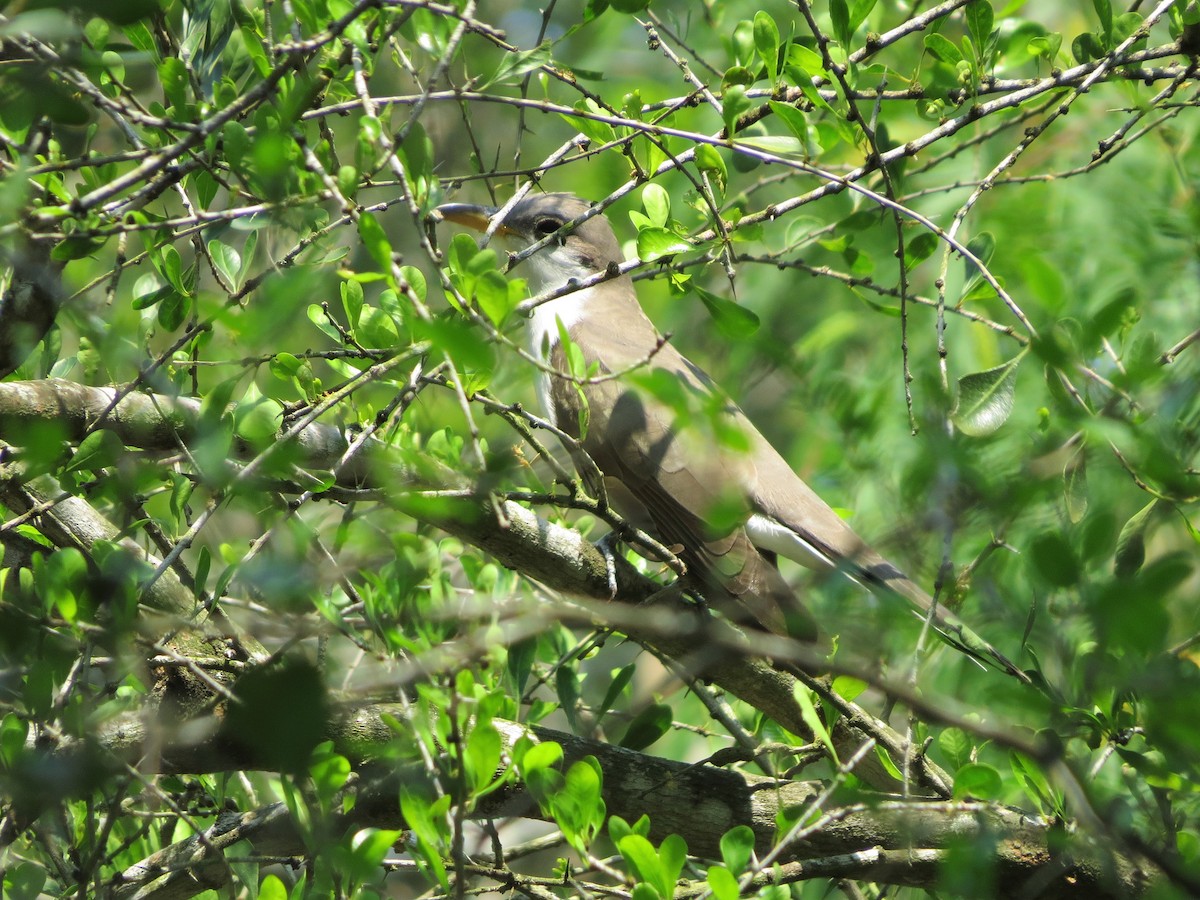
top-left (436, 192), bottom-right (1029, 683)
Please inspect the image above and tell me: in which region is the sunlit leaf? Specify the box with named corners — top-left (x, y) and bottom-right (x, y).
top-left (951, 354), bottom-right (1022, 436)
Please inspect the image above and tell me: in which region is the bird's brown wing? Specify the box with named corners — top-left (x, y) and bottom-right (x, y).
top-left (549, 334), bottom-right (819, 641)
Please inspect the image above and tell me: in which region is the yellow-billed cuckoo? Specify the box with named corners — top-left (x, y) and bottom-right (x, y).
top-left (437, 192), bottom-right (1028, 682)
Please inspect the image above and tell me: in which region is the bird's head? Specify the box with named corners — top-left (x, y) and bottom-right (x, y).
top-left (437, 193), bottom-right (624, 293)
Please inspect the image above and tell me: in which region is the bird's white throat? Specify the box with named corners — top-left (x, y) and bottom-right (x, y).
top-left (515, 244), bottom-right (600, 424)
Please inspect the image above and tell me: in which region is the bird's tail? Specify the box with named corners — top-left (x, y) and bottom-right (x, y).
top-left (863, 562), bottom-right (1034, 687)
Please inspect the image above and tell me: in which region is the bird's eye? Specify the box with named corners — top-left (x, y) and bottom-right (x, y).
top-left (533, 218), bottom-right (561, 237)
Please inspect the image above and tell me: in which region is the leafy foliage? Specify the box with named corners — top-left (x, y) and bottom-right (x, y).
top-left (0, 0), bottom-right (1198, 898)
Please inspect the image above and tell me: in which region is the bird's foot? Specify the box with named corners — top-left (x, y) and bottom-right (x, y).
top-left (593, 531), bottom-right (623, 599)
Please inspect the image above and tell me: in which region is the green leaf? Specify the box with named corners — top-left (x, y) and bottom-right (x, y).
top-left (475, 270), bottom-right (515, 326)
top-left (158, 57), bottom-right (188, 111)
top-left (208, 239), bottom-right (241, 289)
top-left (966, 1), bottom-right (995, 53)
top-left (518, 740), bottom-right (563, 776)
top-left (1028, 32), bottom-right (1062, 61)
top-left (753, 11), bottom-right (780, 85)
top-left (552, 663), bottom-right (579, 729)
top-left (307, 304), bottom-right (341, 342)
top-left (694, 143), bottom-right (727, 192)
top-left (358, 212), bottom-right (393, 272)
top-left (1072, 31), bottom-right (1104, 62)
top-left (694, 286), bottom-right (760, 339)
top-left (608, 0), bottom-right (649, 13)
top-left (65, 428), bottom-right (124, 474)
top-left (721, 84), bottom-right (749, 137)
top-left (259, 875), bottom-right (288, 900)
top-left (157, 290), bottom-right (190, 331)
top-left (1092, 0), bottom-right (1113, 42)
top-left (953, 762), bottom-right (1002, 799)
top-left (480, 44), bottom-right (551, 90)
top-left (938, 727), bottom-right (972, 770)
top-left (1115, 500), bottom-right (1157, 578)
top-left (399, 789), bottom-right (450, 890)
top-left (849, 0), bottom-right (878, 33)
top-left (830, 0), bottom-right (851, 46)
top-left (924, 32), bottom-right (963, 65)
top-left (951, 355), bottom-right (1022, 437)
top-left (960, 231), bottom-right (996, 300)
top-left (597, 663), bottom-right (635, 719)
top-left (706, 865), bottom-right (739, 900)
top-left (341, 278), bottom-right (364, 327)
top-left (719, 825), bottom-right (755, 875)
top-left (657, 834), bottom-right (687, 898)
top-left (767, 100), bottom-right (817, 156)
top-left (619, 834), bottom-right (668, 899)
top-left (465, 722), bottom-right (503, 794)
top-left (619, 703), bottom-right (671, 750)
top-left (795, 685), bottom-right (835, 759)
top-left (1, 713), bottom-right (29, 769)
top-left (636, 228), bottom-right (691, 262)
top-left (903, 232), bottom-right (940, 269)
top-left (642, 184), bottom-right (670, 228)
top-left (563, 98), bottom-right (617, 145)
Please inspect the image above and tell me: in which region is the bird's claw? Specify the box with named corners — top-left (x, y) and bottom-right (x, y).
top-left (594, 532), bottom-right (622, 599)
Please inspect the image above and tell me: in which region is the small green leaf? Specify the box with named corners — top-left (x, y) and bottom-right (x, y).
top-left (924, 32), bottom-right (963, 65)
top-left (636, 228), bottom-right (691, 262)
top-left (721, 84), bottom-right (750, 137)
top-left (562, 98), bottom-right (617, 145)
top-left (960, 231), bottom-right (996, 300)
top-left (1028, 32), bottom-right (1062, 61)
top-left (1092, 0), bottom-right (1113, 42)
top-left (341, 278), bottom-right (364, 327)
top-left (694, 286), bottom-right (760, 339)
top-left (597, 663), bottom-right (635, 719)
top-left (642, 184), bottom-right (670, 228)
top-left (966, 0), bottom-right (995, 53)
top-left (951, 355), bottom-right (1022, 437)
top-left (753, 11), bottom-right (780, 84)
top-left (903, 232), bottom-right (940, 269)
top-left (830, 0), bottom-right (851, 46)
top-left (953, 762), bottom-right (1002, 800)
top-left (938, 727), bottom-right (972, 770)
top-left (1114, 500), bottom-right (1157, 578)
top-left (518, 740), bottom-right (564, 775)
top-left (159, 57), bottom-right (188, 110)
top-left (608, 0), bottom-right (649, 13)
top-left (706, 865), bottom-right (740, 900)
top-left (849, 0), bottom-right (878, 33)
top-left (358, 212), bottom-right (392, 271)
top-left (480, 44), bottom-right (551, 90)
top-left (307, 304), bottom-right (341, 341)
top-left (1072, 31), bottom-right (1104, 62)
top-left (795, 685), bottom-right (835, 759)
top-left (157, 245), bottom-right (186, 294)
top-left (157, 290), bottom-right (190, 331)
top-left (767, 101), bottom-right (818, 156)
top-left (619, 834), bottom-right (668, 899)
top-left (719, 825), bottom-right (755, 875)
top-left (208, 239), bottom-right (241, 290)
top-left (694, 143), bottom-right (727, 192)
top-left (475, 270), bottom-right (515, 326)
top-left (465, 722), bottom-right (503, 794)
top-left (619, 703), bottom-right (671, 751)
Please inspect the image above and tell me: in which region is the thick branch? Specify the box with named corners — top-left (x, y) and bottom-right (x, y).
top-left (94, 702), bottom-right (1150, 900)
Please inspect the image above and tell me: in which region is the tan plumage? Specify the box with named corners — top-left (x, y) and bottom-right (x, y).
top-left (438, 193), bottom-right (1030, 683)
